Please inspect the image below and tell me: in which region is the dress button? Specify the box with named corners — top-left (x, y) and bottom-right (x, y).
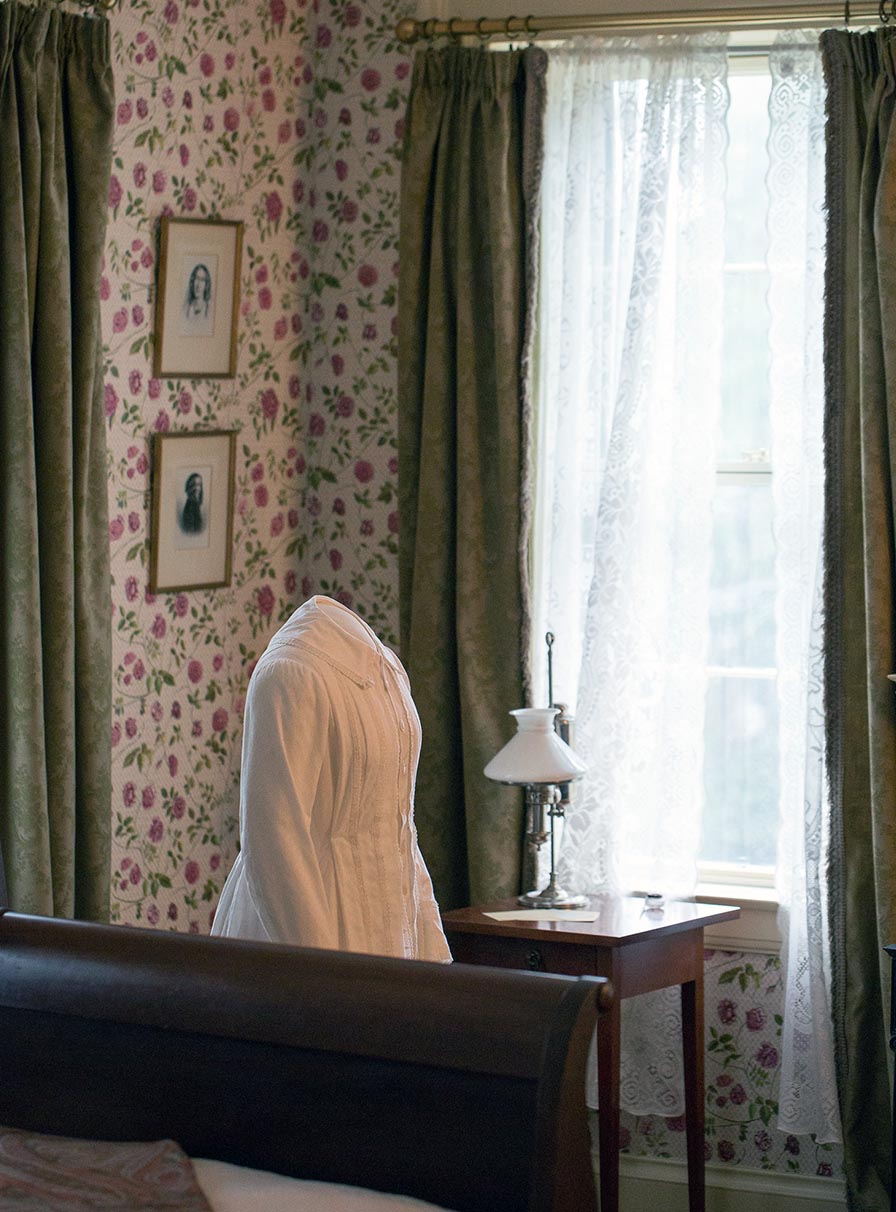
top-left (399, 720), bottom-right (406, 731)
top-left (402, 763), bottom-right (408, 774)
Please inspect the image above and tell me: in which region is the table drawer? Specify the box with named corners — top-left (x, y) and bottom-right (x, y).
top-left (446, 930), bottom-right (600, 977)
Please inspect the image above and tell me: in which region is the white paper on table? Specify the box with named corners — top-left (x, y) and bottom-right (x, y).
top-left (483, 910), bottom-right (598, 922)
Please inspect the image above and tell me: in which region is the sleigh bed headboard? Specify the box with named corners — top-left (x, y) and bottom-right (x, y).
top-left (0, 910), bottom-right (610, 1212)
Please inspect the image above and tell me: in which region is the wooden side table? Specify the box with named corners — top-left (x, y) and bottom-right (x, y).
top-left (443, 896), bottom-right (740, 1212)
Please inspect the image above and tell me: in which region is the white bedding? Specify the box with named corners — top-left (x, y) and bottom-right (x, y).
top-left (192, 1158), bottom-right (450, 1212)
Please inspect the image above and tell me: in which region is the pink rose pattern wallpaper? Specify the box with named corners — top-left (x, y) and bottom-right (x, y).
top-left (99, 0), bottom-right (840, 1180)
top-left (620, 950), bottom-right (840, 1178)
top-left (103, 0), bottom-right (405, 934)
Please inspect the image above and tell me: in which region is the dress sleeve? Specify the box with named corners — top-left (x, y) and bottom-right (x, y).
top-left (239, 655), bottom-right (341, 950)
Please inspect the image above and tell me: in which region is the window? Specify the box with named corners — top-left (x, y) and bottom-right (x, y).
top-left (531, 37), bottom-right (825, 903)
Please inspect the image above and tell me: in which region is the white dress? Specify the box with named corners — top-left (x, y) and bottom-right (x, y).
top-left (211, 595), bottom-right (451, 962)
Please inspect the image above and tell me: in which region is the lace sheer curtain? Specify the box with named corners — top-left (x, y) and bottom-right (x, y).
top-left (531, 33), bottom-right (839, 1131)
top-left (531, 34), bottom-right (729, 1113)
top-left (532, 32), bottom-right (730, 905)
top-left (768, 37), bottom-right (840, 1144)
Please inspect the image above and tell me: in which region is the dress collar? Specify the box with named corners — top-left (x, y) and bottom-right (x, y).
top-left (266, 595), bottom-right (385, 687)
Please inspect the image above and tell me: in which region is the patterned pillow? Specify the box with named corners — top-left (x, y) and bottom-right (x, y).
top-left (0, 1126), bottom-right (212, 1210)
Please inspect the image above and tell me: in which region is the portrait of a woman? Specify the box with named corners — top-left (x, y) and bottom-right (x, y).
top-left (177, 254), bottom-right (218, 338)
top-left (175, 468), bottom-right (210, 548)
top-left (184, 263), bottom-right (212, 321)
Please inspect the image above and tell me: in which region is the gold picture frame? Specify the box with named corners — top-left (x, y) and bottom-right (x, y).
top-left (149, 430), bottom-right (237, 593)
top-left (153, 217), bottom-right (243, 379)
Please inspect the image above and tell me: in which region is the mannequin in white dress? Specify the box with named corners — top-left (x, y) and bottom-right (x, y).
top-left (211, 595), bottom-right (451, 962)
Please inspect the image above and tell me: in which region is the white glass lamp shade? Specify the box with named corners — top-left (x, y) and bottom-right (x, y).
top-left (484, 708), bottom-right (587, 786)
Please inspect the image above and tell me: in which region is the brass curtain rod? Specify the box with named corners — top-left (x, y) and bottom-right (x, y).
top-left (395, 2), bottom-right (882, 43)
top-left (70, 0), bottom-right (118, 12)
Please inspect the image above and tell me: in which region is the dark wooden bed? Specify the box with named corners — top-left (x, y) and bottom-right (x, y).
top-left (0, 910), bottom-right (610, 1212)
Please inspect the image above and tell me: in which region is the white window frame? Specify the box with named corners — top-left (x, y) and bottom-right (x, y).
top-left (700, 452), bottom-right (776, 894)
top-left (698, 47), bottom-right (781, 941)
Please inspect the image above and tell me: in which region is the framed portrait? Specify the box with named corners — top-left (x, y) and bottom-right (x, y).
top-left (153, 217), bottom-right (243, 379)
top-left (149, 430), bottom-right (237, 593)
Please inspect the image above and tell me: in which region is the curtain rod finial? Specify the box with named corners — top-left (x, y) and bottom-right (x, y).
top-left (396, 17), bottom-right (419, 42)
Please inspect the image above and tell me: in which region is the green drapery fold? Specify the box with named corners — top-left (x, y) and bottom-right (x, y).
top-left (398, 46), bottom-right (546, 909)
top-left (822, 28), bottom-right (896, 1212)
top-left (0, 2), bottom-right (114, 921)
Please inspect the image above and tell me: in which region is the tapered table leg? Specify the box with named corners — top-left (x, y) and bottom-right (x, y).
top-left (597, 989), bottom-right (622, 1212)
top-left (682, 974), bottom-right (705, 1212)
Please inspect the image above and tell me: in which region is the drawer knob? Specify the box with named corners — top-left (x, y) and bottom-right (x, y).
top-left (526, 948), bottom-right (545, 971)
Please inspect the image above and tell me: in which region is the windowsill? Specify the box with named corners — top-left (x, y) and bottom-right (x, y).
top-left (696, 882), bottom-right (781, 954)
top-left (696, 881), bottom-right (777, 910)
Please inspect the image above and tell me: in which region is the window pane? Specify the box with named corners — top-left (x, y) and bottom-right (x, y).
top-left (725, 72), bottom-right (771, 264)
top-left (702, 674), bottom-right (778, 867)
top-left (708, 481), bottom-right (776, 668)
top-left (718, 70), bottom-right (772, 461)
top-left (718, 268), bottom-right (771, 459)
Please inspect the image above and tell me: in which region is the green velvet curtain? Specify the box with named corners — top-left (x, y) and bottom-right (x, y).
top-left (398, 46), bottom-right (546, 909)
top-left (822, 28), bottom-right (896, 1212)
top-left (0, 3), bottom-right (114, 920)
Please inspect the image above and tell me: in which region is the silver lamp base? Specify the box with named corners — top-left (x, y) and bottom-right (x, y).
top-left (517, 880), bottom-right (587, 910)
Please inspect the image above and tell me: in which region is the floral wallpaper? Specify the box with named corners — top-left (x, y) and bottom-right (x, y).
top-left (103, 0), bottom-right (407, 933)
top-left (292, 0), bottom-right (408, 643)
top-left (97, 0), bottom-right (841, 1183)
top-left (621, 949), bottom-right (842, 1178)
